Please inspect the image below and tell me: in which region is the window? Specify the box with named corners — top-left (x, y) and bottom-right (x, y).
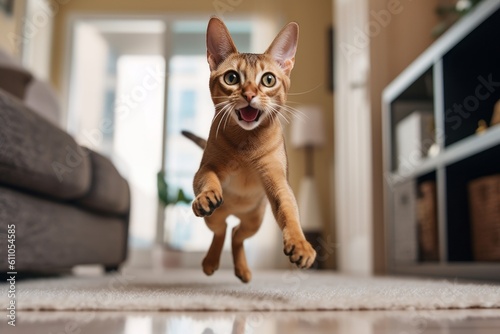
top-left (67, 20), bottom-right (166, 248)
top-left (66, 17), bottom-right (280, 265)
top-left (162, 21), bottom-right (252, 251)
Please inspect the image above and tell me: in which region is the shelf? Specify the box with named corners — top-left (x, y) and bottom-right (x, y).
top-left (442, 125), bottom-right (500, 166)
top-left (388, 125), bottom-right (500, 185)
top-left (388, 156), bottom-right (439, 186)
top-left (383, 0), bottom-right (500, 281)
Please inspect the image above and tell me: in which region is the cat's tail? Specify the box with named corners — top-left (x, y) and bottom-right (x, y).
top-left (181, 130), bottom-right (207, 149)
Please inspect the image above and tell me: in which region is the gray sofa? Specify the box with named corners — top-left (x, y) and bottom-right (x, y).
top-left (0, 88), bottom-right (130, 273)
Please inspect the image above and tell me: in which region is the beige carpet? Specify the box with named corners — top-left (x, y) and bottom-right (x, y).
top-left (3, 270), bottom-right (500, 311)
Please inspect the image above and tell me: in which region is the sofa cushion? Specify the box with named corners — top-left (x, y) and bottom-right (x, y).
top-left (0, 49), bottom-right (61, 126)
top-left (76, 149), bottom-right (130, 216)
top-left (0, 89), bottom-right (91, 199)
top-left (0, 65), bottom-right (33, 99)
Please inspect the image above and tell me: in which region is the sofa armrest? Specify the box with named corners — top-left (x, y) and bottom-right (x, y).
top-left (76, 148), bottom-right (130, 216)
top-left (0, 89), bottom-right (91, 199)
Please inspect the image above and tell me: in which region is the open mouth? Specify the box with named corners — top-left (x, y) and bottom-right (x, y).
top-left (236, 106), bottom-right (263, 123)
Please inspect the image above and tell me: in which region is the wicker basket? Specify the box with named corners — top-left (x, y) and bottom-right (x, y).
top-left (468, 175), bottom-right (500, 261)
top-left (417, 181), bottom-right (439, 261)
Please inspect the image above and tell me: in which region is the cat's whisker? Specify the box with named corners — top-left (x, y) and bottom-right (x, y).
top-left (277, 112), bottom-right (290, 124)
top-left (276, 104), bottom-right (308, 122)
top-left (271, 109), bottom-right (283, 127)
top-left (223, 104), bottom-right (235, 132)
top-left (215, 111), bottom-right (227, 139)
top-left (221, 106), bottom-right (233, 125)
top-left (216, 102), bottom-right (236, 135)
top-left (211, 109), bottom-right (225, 127)
top-left (214, 100), bottom-right (231, 110)
top-left (211, 114), bottom-right (222, 127)
top-left (268, 110), bottom-right (277, 127)
top-left (274, 111), bottom-right (288, 126)
top-left (212, 102), bottom-right (233, 126)
top-left (269, 103), bottom-right (305, 123)
top-left (287, 83), bottom-right (323, 96)
top-left (221, 102), bottom-right (236, 133)
top-left (215, 103), bottom-right (234, 138)
top-left (267, 105), bottom-right (291, 124)
top-left (280, 103), bottom-right (307, 116)
top-left (214, 102), bottom-right (228, 109)
top-left (213, 102), bottom-right (229, 111)
top-left (263, 106), bottom-right (278, 127)
top-left (281, 104), bottom-right (312, 121)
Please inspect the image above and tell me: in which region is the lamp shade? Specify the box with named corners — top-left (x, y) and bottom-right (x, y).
top-left (290, 105), bottom-right (325, 148)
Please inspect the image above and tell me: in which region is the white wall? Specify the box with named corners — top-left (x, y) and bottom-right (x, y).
top-left (22, 0), bottom-right (54, 80)
top-left (69, 22), bottom-right (109, 144)
top-left (334, 0), bottom-right (374, 275)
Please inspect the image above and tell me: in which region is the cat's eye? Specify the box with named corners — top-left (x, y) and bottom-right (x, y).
top-left (223, 71), bottom-right (240, 85)
top-left (261, 73), bottom-right (276, 87)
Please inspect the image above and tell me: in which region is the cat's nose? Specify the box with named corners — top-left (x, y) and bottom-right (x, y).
top-left (243, 91), bottom-right (256, 102)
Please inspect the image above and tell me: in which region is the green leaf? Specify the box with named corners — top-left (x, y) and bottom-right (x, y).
top-left (157, 170), bottom-right (192, 206)
top-left (176, 188), bottom-right (192, 204)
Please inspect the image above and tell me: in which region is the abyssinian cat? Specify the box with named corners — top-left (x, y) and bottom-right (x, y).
top-left (185, 17), bottom-right (316, 283)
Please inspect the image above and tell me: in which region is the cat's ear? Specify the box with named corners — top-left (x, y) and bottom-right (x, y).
top-left (206, 17), bottom-right (238, 71)
top-left (265, 22), bottom-right (299, 76)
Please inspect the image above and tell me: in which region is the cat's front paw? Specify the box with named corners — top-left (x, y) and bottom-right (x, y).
top-left (192, 190), bottom-right (223, 217)
top-left (283, 237), bottom-right (316, 269)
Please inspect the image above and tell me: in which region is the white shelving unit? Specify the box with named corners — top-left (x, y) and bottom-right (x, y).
top-left (383, 0), bottom-right (500, 281)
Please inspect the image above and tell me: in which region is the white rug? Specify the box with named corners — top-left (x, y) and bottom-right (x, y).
top-left (3, 270), bottom-right (500, 311)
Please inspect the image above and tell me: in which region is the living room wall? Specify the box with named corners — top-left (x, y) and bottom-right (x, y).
top-left (0, 1), bottom-right (25, 58)
top-left (49, 0), bottom-right (336, 268)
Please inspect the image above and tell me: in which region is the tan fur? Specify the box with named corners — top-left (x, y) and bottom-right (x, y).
top-left (181, 130), bottom-right (206, 149)
top-left (191, 18), bottom-right (316, 283)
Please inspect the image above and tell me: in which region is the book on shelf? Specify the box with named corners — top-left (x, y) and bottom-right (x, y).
top-left (396, 110), bottom-right (435, 173)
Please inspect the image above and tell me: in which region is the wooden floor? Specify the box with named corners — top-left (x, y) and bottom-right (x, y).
top-left (6, 309), bottom-right (500, 333)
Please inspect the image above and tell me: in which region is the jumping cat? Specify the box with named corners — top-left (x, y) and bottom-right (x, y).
top-left (184, 17), bottom-right (316, 283)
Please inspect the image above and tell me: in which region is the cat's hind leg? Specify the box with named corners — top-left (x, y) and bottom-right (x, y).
top-left (232, 199), bottom-right (266, 283)
top-left (202, 210), bottom-right (228, 276)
